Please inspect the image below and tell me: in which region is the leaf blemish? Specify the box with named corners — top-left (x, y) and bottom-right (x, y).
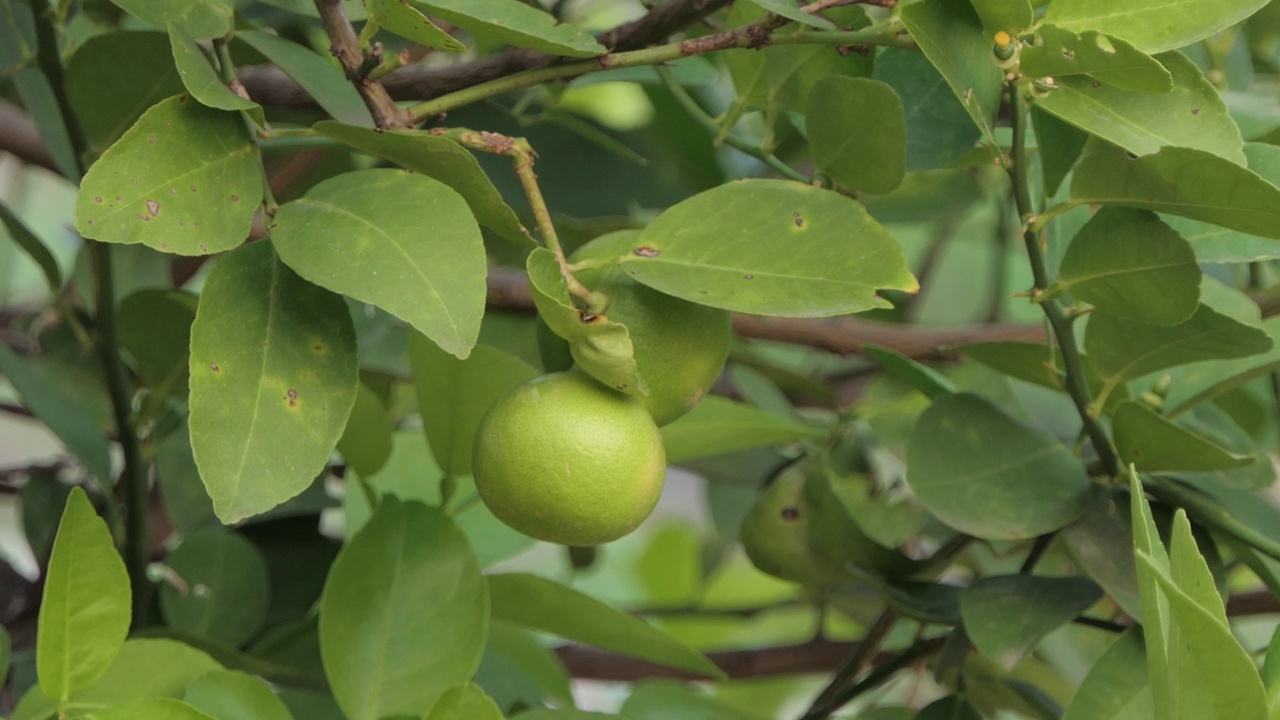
top-left (231, 194), bottom-right (239, 202)
top-left (148, 135), bottom-right (155, 144)
top-left (146, 200), bottom-right (160, 216)
top-left (744, 274), bottom-right (754, 280)
top-left (633, 245), bottom-right (661, 258)
top-left (1191, 108), bottom-right (1200, 115)
top-left (130, 179), bottom-right (138, 185)
top-left (780, 507), bottom-right (800, 521)
top-left (199, 243), bottom-right (208, 252)
top-left (286, 389), bottom-right (299, 408)
top-left (94, 196), bottom-right (102, 203)
top-left (210, 363), bottom-right (220, 373)
top-left (312, 342), bottom-right (326, 354)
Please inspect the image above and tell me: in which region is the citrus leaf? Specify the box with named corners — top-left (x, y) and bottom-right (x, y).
top-left (93, 698), bottom-right (218, 720)
top-left (1036, 52), bottom-right (1245, 164)
top-left (872, 47), bottom-right (982, 171)
top-left (117, 289), bottom-right (196, 401)
top-left (1113, 401), bottom-right (1256, 472)
top-left (336, 384), bottom-right (394, 478)
top-left (1085, 305), bottom-right (1273, 382)
top-left (109, 0), bottom-right (232, 39)
top-left (1033, 106), bottom-right (1089, 196)
top-left (1061, 488), bottom-right (1144, 620)
top-left (320, 498), bottom-right (488, 720)
top-left (1162, 317), bottom-right (1280, 415)
top-left (488, 573), bottom-right (724, 679)
top-left (1071, 145), bottom-right (1280, 239)
top-left (1061, 629), bottom-right (1152, 720)
top-left (0, 201), bottom-right (62, 292)
top-left (659, 396), bottom-right (825, 463)
top-left (1165, 143), bottom-right (1280, 263)
top-left (272, 168), bottom-right (486, 359)
top-left (970, 0), bottom-right (1033, 33)
top-left (0, 7), bottom-right (79, 179)
top-left (906, 393), bottom-right (1090, 539)
top-left (746, 0), bottom-right (835, 28)
top-left (425, 684), bottom-right (503, 720)
top-left (76, 94), bottom-right (262, 256)
top-left (234, 31), bottom-right (372, 127)
top-left (168, 24), bottom-right (263, 123)
top-left (184, 669), bottom-right (295, 720)
top-left (409, 336), bottom-right (538, 477)
top-left (899, 0), bottom-right (1003, 148)
top-left (66, 31), bottom-right (186, 149)
top-left (1129, 470), bottom-right (1174, 719)
top-left (368, 0), bottom-right (465, 53)
top-left (1052, 207), bottom-right (1200, 326)
top-left (36, 487), bottom-right (130, 703)
top-left (621, 179), bottom-right (916, 317)
top-left (314, 123), bottom-right (530, 244)
top-left (1021, 25), bottom-right (1172, 93)
top-left (1045, 0), bottom-right (1269, 54)
top-left (527, 247), bottom-right (643, 394)
top-left (159, 532), bottom-right (271, 648)
top-left (189, 242), bottom-right (359, 524)
top-left (806, 77), bottom-right (906, 194)
top-left (862, 343), bottom-right (956, 399)
top-left (0, 345), bottom-right (112, 484)
top-left (961, 575), bottom-right (1103, 670)
top-left (414, 0), bottom-right (604, 57)
top-left (621, 681), bottom-right (757, 720)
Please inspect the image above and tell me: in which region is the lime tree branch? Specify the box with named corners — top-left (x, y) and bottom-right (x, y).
top-left (1007, 85), bottom-right (1119, 477)
top-left (312, 0), bottom-right (411, 128)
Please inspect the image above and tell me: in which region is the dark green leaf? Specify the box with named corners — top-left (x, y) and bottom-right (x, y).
top-left (1113, 401), bottom-right (1256, 472)
top-left (235, 32), bottom-right (372, 127)
top-left (862, 343), bottom-right (955, 399)
top-left (1071, 145), bottom-right (1280, 239)
top-left (409, 335), bottom-right (538, 477)
top-left (0, 345), bottom-right (112, 484)
top-left (621, 681), bottom-right (755, 720)
top-left (1162, 317), bottom-right (1280, 415)
top-left (156, 418), bottom-right (219, 537)
top-left (1051, 207), bottom-right (1200, 326)
top-left (272, 168), bottom-right (486, 358)
top-left (746, 0), bottom-right (835, 28)
top-left (917, 696), bottom-right (983, 720)
top-left (109, 0), bottom-right (232, 38)
top-left (66, 31), bottom-right (185, 149)
top-left (189, 242), bottom-right (359, 524)
top-left (160, 532), bottom-right (271, 648)
top-left (117, 289), bottom-right (196, 400)
top-left (320, 498), bottom-right (488, 720)
top-left (1036, 53), bottom-right (1245, 164)
top-left (414, 0), bottom-right (605, 56)
top-left (622, 180), bottom-right (916, 317)
top-left (76, 95), bottom-right (262, 255)
top-left (36, 488), bottom-right (131, 703)
top-left (1085, 305), bottom-right (1273, 383)
top-left (970, 0), bottom-right (1034, 33)
top-left (1165, 143), bottom-right (1280, 263)
top-left (474, 620), bottom-right (573, 711)
top-left (1045, 0), bottom-right (1269, 54)
top-left (1061, 488), bottom-right (1143, 620)
top-left (184, 669), bottom-right (295, 720)
top-left (368, 0), bottom-right (466, 52)
top-left (961, 575), bottom-right (1103, 670)
top-left (806, 77), bottom-right (905, 194)
top-left (884, 581), bottom-right (962, 624)
top-left (168, 24), bottom-right (263, 123)
top-left (0, 6), bottom-right (79, 178)
top-left (487, 573), bottom-right (723, 679)
top-left (872, 48), bottom-right (982, 171)
top-left (1021, 25), bottom-right (1173, 93)
top-left (1032, 106), bottom-right (1088, 197)
top-left (906, 393), bottom-right (1090, 539)
top-left (335, 383), bottom-right (394, 478)
top-left (0, 202), bottom-right (61, 292)
top-left (659, 396), bottom-right (824, 463)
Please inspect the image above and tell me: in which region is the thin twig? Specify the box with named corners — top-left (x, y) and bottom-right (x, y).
top-left (312, 0), bottom-right (411, 128)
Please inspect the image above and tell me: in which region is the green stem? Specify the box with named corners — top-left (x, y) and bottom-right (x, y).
top-left (1007, 85), bottom-right (1119, 477)
top-left (656, 66), bottom-right (809, 183)
top-left (215, 38), bottom-right (279, 215)
top-left (801, 608), bottom-right (899, 719)
top-left (1145, 477), bottom-right (1280, 563)
top-left (1027, 200), bottom-right (1084, 234)
top-left (408, 28), bottom-right (913, 123)
top-left (800, 637), bottom-right (938, 720)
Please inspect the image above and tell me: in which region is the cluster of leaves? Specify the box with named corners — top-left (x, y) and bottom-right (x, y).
top-left (6, 0), bottom-right (1280, 717)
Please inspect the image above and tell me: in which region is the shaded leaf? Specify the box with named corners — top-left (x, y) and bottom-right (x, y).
top-left (156, 418), bottom-right (219, 536)
top-left (235, 32), bottom-right (372, 127)
top-left (1085, 305), bottom-right (1273, 382)
top-left (66, 31), bottom-right (186, 149)
top-left (961, 575), bottom-right (1104, 670)
top-left (1021, 25), bottom-right (1172, 93)
top-left (622, 179), bottom-right (916, 317)
top-left (335, 384), bottom-right (394, 478)
top-left (746, 0), bottom-right (835, 28)
top-left (884, 581), bottom-right (962, 624)
top-left (872, 47), bottom-right (982, 171)
top-left (906, 393), bottom-right (1090, 539)
top-left (970, 0), bottom-right (1034, 33)
top-left (1032, 106), bottom-right (1089, 196)
top-left (415, 0), bottom-right (605, 57)
top-left (189, 242), bottom-right (359, 524)
top-left (368, 0), bottom-right (465, 52)
top-left (159, 532), bottom-right (271, 648)
top-left (1165, 143), bottom-right (1280, 263)
top-left (1061, 488), bottom-right (1144, 620)
top-left (109, 0), bottom-right (232, 38)
top-left (806, 77), bottom-right (905, 194)
top-left (1162, 317), bottom-right (1280, 415)
top-left (184, 669), bottom-right (295, 720)
top-left (660, 396), bottom-right (824, 463)
top-left (1113, 401), bottom-right (1256, 472)
top-left (862, 343), bottom-right (956, 399)
top-left (0, 201), bottom-right (61, 292)
top-left (272, 168), bottom-right (486, 359)
top-left (117, 289), bottom-right (196, 400)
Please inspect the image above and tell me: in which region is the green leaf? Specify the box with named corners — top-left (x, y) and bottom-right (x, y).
top-left (234, 31), bottom-right (372, 127)
top-left (414, 0), bottom-right (605, 57)
top-left (1021, 25), bottom-right (1173, 93)
top-left (970, 0), bottom-right (1034, 33)
top-left (36, 488), bottom-right (130, 703)
top-left (189, 242), bottom-right (359, 524)
top-left (1032, 106), bottom-right (1089, 196)
top-left (314, 123), bottom-right (530, 244)
top-left (409, 336), bottom-right (538, 477)
top-left (621, 179), bottom-right (916, 317)
top-left (76, 94), bottom-right (262, 255)
top-left (1036, 53), bottom-right (1245, 164)
top-left (1061, 488), bottom-right (1144, 620)
top-left (475, 619), bottom-right (574, 711)
top-left (1113, 401), bottom-right (1256, 472)
top-left (0, 201), bottom-right (61, 292)
top-left (66, 31), bottom-right (186, 149)
top-left (899, 0), bottom-right (1003, 148)
top-left (862, 343), bottom-right (956, 399)
top-left (906, 393), bottom-right (1091, 539)
top-left (336, 383), bottom-right (394, 478)
top-left (1129, 470), bottom-right (1174, 719)
top-left (1071, 145), bottom-right (1280, 239)
top-left (159, 532), bottom-right (271, 648)
top-left (368, 0), bottom-right (465, 52)
top-left (1051, 207), bottom-right (1200, 326)
top-left (1264, 626), bottom-right (1280, 715)
top-left (0, 625), bottom-right (9, 684)
top-left (168, 24), bottom-right (263, 123)
top-left (184, 669), bottom-right (295, 720)
top-left (1168, 510), bottom-right (1224, 617)
top-left (272, 168), bottom-right (486, 359)
top-left (918, 697), bottom-right (983, 720)
top-left (746, 0), bottom-right (835, 28)
top-left (512, 711), bottom-right (620, 720)
top-left (0, 6), bottom-right (79, 179)
top-left (872, 47), bottom-right (982, 171)
top-left (424, 684), bottom-right (503, 720)
top-left (0, 344), bottom-right (112, 485)
top-left (806, 77), bottom-right (906, 194)
top-left (320, 498), bottom-right (488, 720)
top-left (488, 573), bottom-right (724, 679)
top-left (884, 581), bottom-right (963, 624)
top-left (109, 0), bottom-right (232, 39)
top-left (1045, 0), bottom-right (1269, 54)
top-left (118, 289), bottom-right (196, 400)
top-left (1165, 143), bottom-right (1280, 263)
top-left (11, 638), bottom-right (222, 720)
top-left (659, 396), bottom-right (825, 463)
top-left (962, 575), bottom-right (1103, 670)
top-left (1085, 305), bottom-right (1273, 383)
top-left (621, 681), bottom-right (756, 720)
top-left (1162, 318), bottom-right (1280, 415)
top-left (527, 247), bottom-right (643, 393)
top-left (94, 698), bottom-right (219, 720)
top-left (156, 418), bottom-right (219, 536)
top-left (1061, 629), bottom-right (1152, 720)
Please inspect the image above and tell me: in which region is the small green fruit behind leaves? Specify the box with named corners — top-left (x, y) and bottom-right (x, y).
top-left (571, 231), bottom-right (731, 425)
top-left (740, 464), bottom-right (845, 586)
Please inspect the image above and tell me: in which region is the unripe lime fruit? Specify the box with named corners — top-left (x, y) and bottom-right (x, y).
top-left (570, 231), bottom-right (732, 426)
top-left (740, 464), bottom-right (848, 587)
top-left (472, 372), bottom-right (666, 546)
